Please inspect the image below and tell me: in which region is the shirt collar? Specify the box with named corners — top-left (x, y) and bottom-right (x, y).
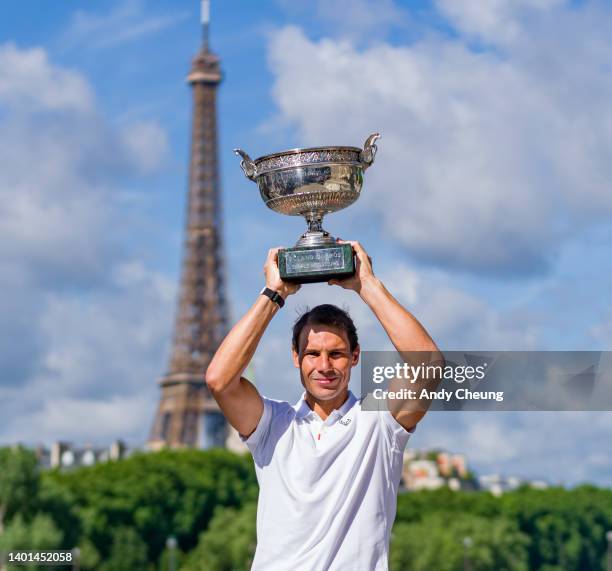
top-left (294, 390), bottom-right (357, 422)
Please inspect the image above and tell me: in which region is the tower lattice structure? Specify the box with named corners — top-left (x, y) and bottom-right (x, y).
top-left (148, 14), bottom-right (228, 450)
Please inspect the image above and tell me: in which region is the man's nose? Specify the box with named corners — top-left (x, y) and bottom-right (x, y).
top-left (317, 353), bottom-right (332, 371)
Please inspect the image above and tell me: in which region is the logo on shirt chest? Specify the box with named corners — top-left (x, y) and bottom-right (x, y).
top-left (339, 418), bottom-right (352, 426)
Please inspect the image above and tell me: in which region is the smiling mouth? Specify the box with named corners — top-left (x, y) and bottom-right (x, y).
top-left (314, 377), bottom-right (337, 385)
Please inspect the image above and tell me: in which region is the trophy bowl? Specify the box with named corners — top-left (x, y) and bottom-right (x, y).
top-left (235, 133), bottom-right (380, 282)
top-left (250, 148), bottom-right (365, 218)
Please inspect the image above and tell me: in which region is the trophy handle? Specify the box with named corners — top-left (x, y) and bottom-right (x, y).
top-left (359, 133), bottom-right (381, 170)
top-left (234, 149), bottom-right (258, 180)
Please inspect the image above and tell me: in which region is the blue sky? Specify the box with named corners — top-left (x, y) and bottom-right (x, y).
top-left (1, 0), bottom-right (611, 486)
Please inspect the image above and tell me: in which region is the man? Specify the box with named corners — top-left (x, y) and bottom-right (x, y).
top-left (205, 240), bottom-right (440, 570)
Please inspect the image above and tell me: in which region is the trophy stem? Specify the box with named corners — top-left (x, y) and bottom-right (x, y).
top-left (306, 215), bottom-right (324, 234)
top-left (295, 213), bottom-right (336, 247)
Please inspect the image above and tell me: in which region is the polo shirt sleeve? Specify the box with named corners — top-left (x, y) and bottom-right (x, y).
top-left (361, 392), bottom-right (416, 450)
top-left (379, 407), bottom-right (416, 451)
top-left (239, 396), bottom-right (292, 465)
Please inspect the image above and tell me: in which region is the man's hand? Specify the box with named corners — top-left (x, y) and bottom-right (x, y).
top-left (328, 239), bottom-right (376, 295)
top-left (265, 247), bottom-right (301, 299)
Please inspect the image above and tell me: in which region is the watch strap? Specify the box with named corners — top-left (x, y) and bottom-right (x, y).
top-left (261, 287), bottom-right (285, 308)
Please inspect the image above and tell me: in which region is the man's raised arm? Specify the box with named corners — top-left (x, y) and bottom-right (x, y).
top-left (329, 240), bottom-right (442, 431)
top-left (205, 248), bottom-right (300, 438)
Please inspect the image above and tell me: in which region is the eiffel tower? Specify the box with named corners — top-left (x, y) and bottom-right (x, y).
top-left (148, 1), bottom-right (229, 450)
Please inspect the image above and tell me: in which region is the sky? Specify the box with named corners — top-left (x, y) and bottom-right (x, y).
top-left (1, 0), bottom-right (611, 486)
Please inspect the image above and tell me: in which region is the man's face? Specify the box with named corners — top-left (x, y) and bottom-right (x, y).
top-left (292, 324), bottom-right (360, 402)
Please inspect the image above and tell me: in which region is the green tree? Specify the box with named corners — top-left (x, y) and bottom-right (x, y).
top-left (36, 474), bottom-right (81, 548)
top-left (393, 486), bottom-right (612, 570)
top-left (99, 527), bottom-right (149, 571)
top-left (0, 513), bottom-right (63, 571)
top-left (0, 513), bottom-right (63, 550)
top-left (0, 446), bottom-right (39, 532)
top-left (390, 512), bottom-right (530, 571)
top-left (4, 451), bottom-right (607, 571)
top-left (396, 487), bottom-right (501, 523)
top-left (74, 538), bottom-right (101, 571)
top-left (500, 486), bottom-right (612, 570)
top-left (157, 543), bottom-right (185, 571)
top-left (181, 502), bottom-right (257, 571)
top-left (44, 449), bottom-right (258, 566)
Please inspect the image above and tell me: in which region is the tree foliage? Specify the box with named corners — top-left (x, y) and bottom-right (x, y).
top-left (2, 445), bottom-right (612, 570)
top-left (0, 513), bottom-right (63, 571)
top-left (181, 502), bottom-right (257, 571)
top-left (0, 446), bottom-right (39, 531)
top-left (395, 486), bottom-right (612, 570)
top-left (99, 526), bottom-right (150, 571)
top-left (390, 513), bottom-right (530, 571)
top-left (43, 449), bottom-right (257, 565)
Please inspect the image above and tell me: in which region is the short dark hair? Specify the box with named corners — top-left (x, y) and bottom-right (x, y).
top-left (292, 304), bottom-right (359, 353)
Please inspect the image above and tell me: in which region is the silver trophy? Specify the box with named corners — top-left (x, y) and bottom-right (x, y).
top-left (235, 133), bottom-right (380, 283)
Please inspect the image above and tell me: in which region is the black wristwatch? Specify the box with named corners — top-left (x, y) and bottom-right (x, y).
top-left (261, 287), bottom-right (285, 308)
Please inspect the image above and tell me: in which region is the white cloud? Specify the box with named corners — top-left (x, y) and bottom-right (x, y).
top-left (435, 0), bottom-right (567, 44)
top-left (37, 261), bottom-right (175, 396)
top-left (120, 121), bottom-right (169, 174)
top-left (415, 282), bottom-right (539, 350)
top-left (316, 0), bottom-right (410, 43)
top-left (7, 394), bottom-right (157, 446)
top-left (0, 43), bottom-right (93, 112)
top-left (376, 265), bottom-right (420, 308)
top-left (276, 0), bottom-right (411, 45)
top-left (63, 0), bottom-right (189, 50)
top-left (0, 259), bottom-right (175, 446)
top-left (0, 44), bottom-right (173, 446)
top-left (265, 1), bottom-right (612, 275)
top-left (415, 411), bottom-right (612, 485)
top-left (0, 43), bottom-right (169, 287)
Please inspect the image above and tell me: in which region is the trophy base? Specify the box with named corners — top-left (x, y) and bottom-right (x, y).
top-left (278, 243), bottom-right (355, 283)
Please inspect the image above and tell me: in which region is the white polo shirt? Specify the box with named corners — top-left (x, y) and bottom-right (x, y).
top-left (241, 391), bottom-right (413, 571)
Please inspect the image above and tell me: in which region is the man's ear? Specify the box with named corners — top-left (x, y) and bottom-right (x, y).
top-left (292, 347), bottom-right (300, 368)
top-left (351, 344), bottom-right (360, 367)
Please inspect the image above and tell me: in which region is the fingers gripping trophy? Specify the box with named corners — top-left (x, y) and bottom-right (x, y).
top-left (235, 133), bottom-right (380, 283)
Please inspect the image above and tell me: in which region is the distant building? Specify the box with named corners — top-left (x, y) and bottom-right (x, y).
top-left (404, 459), bottom-right (446, 490)
top-left (529, 480), bottom-right (549, 490)
top-left (33, 435), bottom-right (246, 470)
top-left (452, 454), bottom-right (467, 478)
top-left (437, 452), bottom-right (451, 477)
top-left (401, 449), bottom-right (551, 495)
top-left (34, 440), bottom-right (130, 470)
top-left (478, 473), bottom-right (549, 496)
top-left (402, 449), bottom-right (475, 491)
